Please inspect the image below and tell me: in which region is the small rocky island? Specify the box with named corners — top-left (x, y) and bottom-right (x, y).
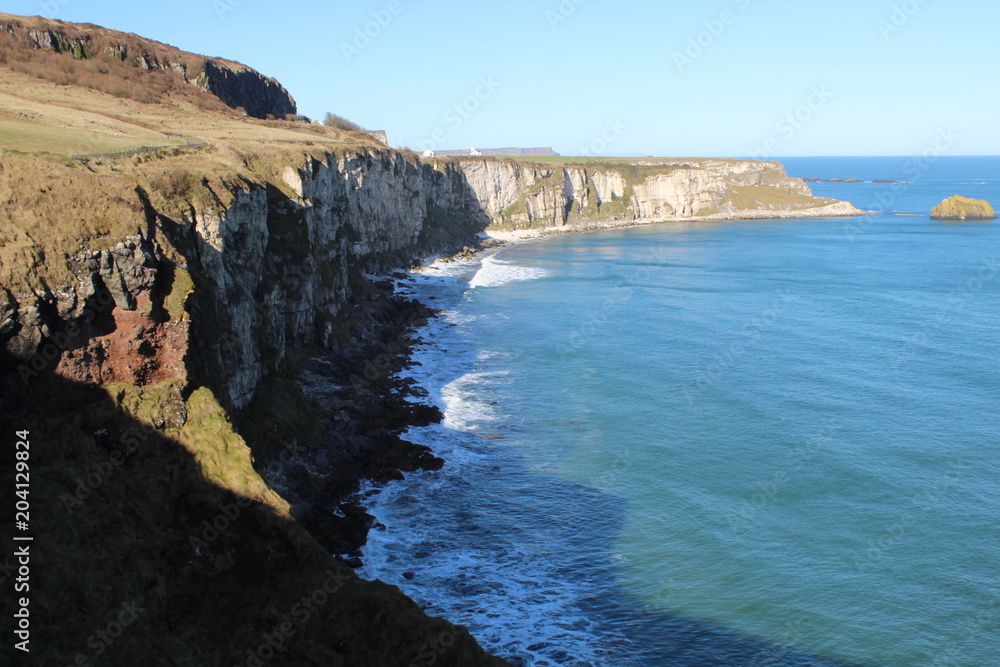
top-left (930, 196), bottom-right (996, 221)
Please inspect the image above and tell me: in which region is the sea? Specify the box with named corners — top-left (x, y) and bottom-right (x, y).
top-left (359, 156), bottom-right (1000, 666)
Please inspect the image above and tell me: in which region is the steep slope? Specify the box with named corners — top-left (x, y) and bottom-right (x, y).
top-left (0, 12), bottom-right (295, 118)
top-left (0, 145), bottom-right (504, 665)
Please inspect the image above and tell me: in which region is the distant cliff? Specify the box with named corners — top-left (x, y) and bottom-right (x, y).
top-left (453, 157), bottom-right (863, 230)
top-left (930, 195), bottom-right (996, 221)
top-left (0, 13), bottom-right (296, 118)
top-left (435, 147), bottom-right (559, 157)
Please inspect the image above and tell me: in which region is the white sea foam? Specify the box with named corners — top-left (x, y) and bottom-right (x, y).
top-left (360, 418), bottom-right (635, 666)
top-left (469, 256), bottom-right (549, 289)
top-left (362, 262), bottom-right (632, 666)
top-left (440, 371), bottom-right (509, 431)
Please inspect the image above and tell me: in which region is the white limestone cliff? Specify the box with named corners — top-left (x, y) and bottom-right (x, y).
top-left (448, 157), bottom-right (859, 230)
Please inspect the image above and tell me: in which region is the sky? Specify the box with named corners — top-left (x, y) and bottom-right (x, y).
top-left (6, 0), bottom-right (1000, 156)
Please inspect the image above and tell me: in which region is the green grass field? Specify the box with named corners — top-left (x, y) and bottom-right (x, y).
top-left (0, 119), bottom-right (183, 155)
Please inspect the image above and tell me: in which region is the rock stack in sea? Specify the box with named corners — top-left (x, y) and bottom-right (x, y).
top-left (930, 196), bottom-right (996, 221)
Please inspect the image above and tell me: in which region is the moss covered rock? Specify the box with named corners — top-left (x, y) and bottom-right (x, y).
top-left (930, 196), bottom-right (996, 221)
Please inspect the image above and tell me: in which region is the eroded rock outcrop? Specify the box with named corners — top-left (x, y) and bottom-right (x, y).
top-left (930, 196), bottom-right (996, 221)
top-left (198, 60), bottom-right (297, 119)
top-left (0, 12), bottom-right (296, 118)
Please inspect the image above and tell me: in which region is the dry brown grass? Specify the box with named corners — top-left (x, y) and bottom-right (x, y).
top-left (723, 186), bottom-right (838, 211)
top-left (0, 62), bottom-right (375, 155)
top-left (0, 14), bottom-right (387, 295)
top-left (0, 30), bottom-right (231, 112)
top-left (0, 152), bottom-right (148, 292)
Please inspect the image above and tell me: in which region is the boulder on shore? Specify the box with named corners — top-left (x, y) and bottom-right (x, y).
top-left (930, 196), bottom-right (996, 221)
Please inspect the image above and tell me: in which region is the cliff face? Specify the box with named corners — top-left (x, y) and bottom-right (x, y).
top-left (452, 157), bottom-right (860, 230)
top-left (199, 60), bottom-right (297, 119)
top-left (175, 151), bottom-right (485, 410)
top-left (1, 152), bottom-right (860, 413)
top-left (0, 13), bottom-right (296, 118)
top-left (0, 150), bottom-right (484, 412)
top-left (0, 146), bottom-right (504, 666)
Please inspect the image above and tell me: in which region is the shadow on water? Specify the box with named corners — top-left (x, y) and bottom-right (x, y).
top-left (370, 430), bottom-right (872, 666)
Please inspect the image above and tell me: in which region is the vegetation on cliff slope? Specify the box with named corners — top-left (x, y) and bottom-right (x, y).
top-left (1, 378), bottom-right (504, 665)
top-left (930, 195), bottom-right (996, 220)
top-left (0, 55), bottom-right (385, 295)
top-left (0, 12), bottom-right (295, 118)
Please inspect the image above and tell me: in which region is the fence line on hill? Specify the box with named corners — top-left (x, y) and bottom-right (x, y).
top-left (72, 140), bottom-right (206, 160)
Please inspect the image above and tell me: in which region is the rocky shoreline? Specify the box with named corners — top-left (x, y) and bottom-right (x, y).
top-left (270, 197), bottom-right (867, 570)
top-left (250, 243), bottom-right (497, 568)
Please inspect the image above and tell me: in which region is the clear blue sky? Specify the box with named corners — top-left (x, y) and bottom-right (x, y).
top-left (8, 0), bottom-right (1000, 156)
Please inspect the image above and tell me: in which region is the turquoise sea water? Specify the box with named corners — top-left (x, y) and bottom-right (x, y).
top-left (361, 157), bottom-right (1000, 666)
